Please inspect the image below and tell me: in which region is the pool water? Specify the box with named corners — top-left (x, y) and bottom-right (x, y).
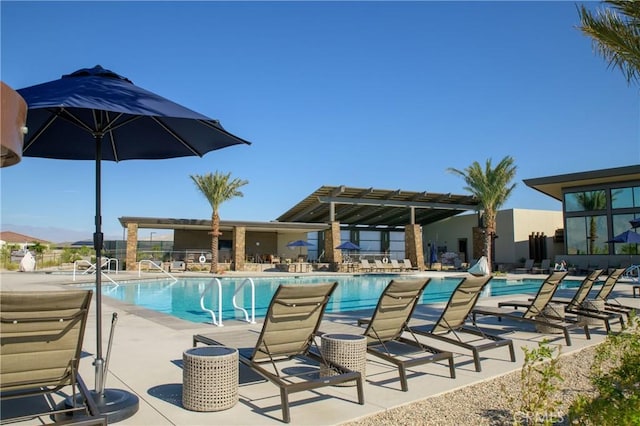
top-left (90, 275), bottom-right (578, 324)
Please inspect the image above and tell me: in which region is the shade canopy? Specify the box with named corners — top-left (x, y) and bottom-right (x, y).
top-left (607, 230), bottom-right (640, 244)
top-left (630, 218), bottom-right (640, 229)
top-left (336, 241), bottom-right (360, 250)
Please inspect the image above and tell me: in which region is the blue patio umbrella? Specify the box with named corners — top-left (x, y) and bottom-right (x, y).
top-left (430, 244), bottom-right (438, 265)
top-left (336, 241), bottom-right (360, 251)
top-left (17, 65), bottom-right (251, 421)
top-left (607, 230), bottom-right (640, 244)
top-left (630, 218), bottom-right (640, 229)
top-left (287, 239), bottom-right (313, 256)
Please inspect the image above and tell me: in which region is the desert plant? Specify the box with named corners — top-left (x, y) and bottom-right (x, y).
top-left (568, 312), bottom-right (640, 425)
top-left (504, 340), bottom-right (564, 425)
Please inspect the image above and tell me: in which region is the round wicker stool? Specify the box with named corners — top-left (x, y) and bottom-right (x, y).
top-left (535, 303), bottom-right (565, 334)
top-left (182, 346), bottom-right (238, 411)
top-left (320, 333), bottom-right (366, 386)
top-left (579, 300), bottom-right (605, 325)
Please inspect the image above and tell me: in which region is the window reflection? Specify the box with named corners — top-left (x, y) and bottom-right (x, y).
top-left (565, 215), bottom-right (608, 255)
top-left (611, 187), bottom-right (633, 209)
top-left (564, 190), bottom-right (606, 212)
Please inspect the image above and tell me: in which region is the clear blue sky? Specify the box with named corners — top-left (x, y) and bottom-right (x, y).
top-left (1, 1), bottom-right (638, 242)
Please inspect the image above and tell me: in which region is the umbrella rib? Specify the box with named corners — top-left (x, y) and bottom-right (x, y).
top-left (100, 112), bottom-right (141, 162)
top-left (23, 109), bottom-right (60, 152)
top-left (151, 117), bottom-right (204, 157)
top-left (199, 119), bottom-right (252, 145)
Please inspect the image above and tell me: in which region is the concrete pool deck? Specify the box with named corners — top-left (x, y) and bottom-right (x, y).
top-left (1, 269), bottom-right (638, 425)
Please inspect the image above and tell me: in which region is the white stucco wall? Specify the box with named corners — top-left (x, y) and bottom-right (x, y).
top-left (423, 208), bottom-right (563, 266)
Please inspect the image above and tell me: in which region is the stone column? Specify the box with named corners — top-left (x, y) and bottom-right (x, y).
top-left (232, 226), bottom-right (245, 271)
top-left (325, 222), bottom-right (342, 270)
top-left (405, 224), bottom-right (425, 271)
top-left (125, 223), bottom-right (138, 271)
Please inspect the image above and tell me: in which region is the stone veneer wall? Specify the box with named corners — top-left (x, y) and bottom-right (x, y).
top-left (325, 222), bottom-right (342, 270)
top-left (232, 226), bottom-right (245, 271)
top-left (126, 223), bottom-right (138, 271)
top-left (405, 224), bottom-right (425, 271)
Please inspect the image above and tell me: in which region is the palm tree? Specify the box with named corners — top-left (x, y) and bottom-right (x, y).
top-left (191, 171), bottom-right (248, 273)
top-left (448, 156), bottom-right (517, 273)
top-left (577, 0), bottom-right (640, 85)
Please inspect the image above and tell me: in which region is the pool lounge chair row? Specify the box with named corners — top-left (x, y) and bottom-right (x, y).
top-left (194, 269), bottom-right (624, 423)
top-left (359, 258), bottom-right (419, 272)
top-left (5, 269), bottom-right (630, 425)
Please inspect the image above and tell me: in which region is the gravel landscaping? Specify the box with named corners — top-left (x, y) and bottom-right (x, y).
top-left (344, 345), bottom-right (599, 426)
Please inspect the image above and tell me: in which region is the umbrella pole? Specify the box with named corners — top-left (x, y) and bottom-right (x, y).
top-left (73, 133), bottom-right (139, 422)
top-left (94, 134), bottom-right (105, 395)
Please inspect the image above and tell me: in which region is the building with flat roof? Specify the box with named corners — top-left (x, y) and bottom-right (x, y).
top-left (118, 166), bottom-right (640, 272)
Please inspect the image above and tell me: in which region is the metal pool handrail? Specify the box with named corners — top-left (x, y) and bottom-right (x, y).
top-left (232, 277), bottom-right (256, 324)
top-left (200, 278), bottom-right (256, 326)
top-left (138, 260), bottom-right (177, 283)
top-left (200, 278), bottom-right (223, 326)
top-left (73, 259), bottom-right (120, 287)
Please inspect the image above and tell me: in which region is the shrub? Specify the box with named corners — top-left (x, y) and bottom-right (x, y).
top-left (504, 339), bottom-right (564, 425)
top-left (568, 312), bottom-right (640, 425)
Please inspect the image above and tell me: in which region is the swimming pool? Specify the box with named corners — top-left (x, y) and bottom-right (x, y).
top-left (86, 274), bottom-right (579, 325)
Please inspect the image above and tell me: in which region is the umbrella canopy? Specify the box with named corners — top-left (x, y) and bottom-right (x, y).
top-left (287, 239), bottom-right (314, 248)
top-left (336, 241), bottom-right (360, 250)
top-left (430, 245), bottom-right (438, 264)
top-left (16, 65), bottom-right (251, 415)
top-left (287, 239), bottom-right (313, 257)
top-left (607, 230), bottom-right (640, 244)
top-left (630, 218), bottom-right (640, 229)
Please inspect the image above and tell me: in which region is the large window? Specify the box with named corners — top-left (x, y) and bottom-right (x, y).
top-left (565, 216), bottom-right (608, 255)
top-left (564, 190), bottom-right (607, 212)
top-left (611, 213), bottom-right (640, 254)
top-left (611, 186), bottom-right (640, 208)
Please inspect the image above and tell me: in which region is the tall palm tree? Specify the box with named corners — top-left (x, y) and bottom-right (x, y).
top-left (191, 171), bottom-right (248, 273)
top-left (448, 156), bottom-right (517, 273)
top-left (577, 0), bottom-right (640, 85)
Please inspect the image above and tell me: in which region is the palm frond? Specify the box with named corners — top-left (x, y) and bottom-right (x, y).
top-left (577, 1), bottom-right (640, 84)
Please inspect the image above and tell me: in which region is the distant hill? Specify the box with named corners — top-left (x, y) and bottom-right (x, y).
top-left (0, 224), bottom-right (116, 244)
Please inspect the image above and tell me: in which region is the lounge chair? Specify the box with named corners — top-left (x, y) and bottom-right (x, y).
top-left (500, 269), bottom-right (624, 333)
top-left (409, 275), bottom-right (516, 372)
top-left (402, 259), bottom-right (419, 271)
top-left (193, 282), bottom-right (364, 423)
top-left (593, 268), bottom-right (638, 316)
top-left (514, 259), bottom-right (534, 274)
top-left (374, 259), bottom-right (390, 272)
top-left (472, 271), bottom-right (591, 346)
top-left (360, 259), bottom-right (374, 272)
top-left (357, 279), bottom-right (456, 391)
top-left (390, 259), bottom-right (403, 271)
top-left (0, 290), bottom-right (104, 424)
top-left (531, 259), bottom-right (551, 274)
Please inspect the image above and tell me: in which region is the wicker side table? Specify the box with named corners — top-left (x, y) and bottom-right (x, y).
top-left (182, 346), bottom-right (238, 412)
top-left (320, 333), bottom-right (366, 386)
top-left (535, 303), bottom-right (565, 334)
top-left (578, 300), bottom-right (605, 325)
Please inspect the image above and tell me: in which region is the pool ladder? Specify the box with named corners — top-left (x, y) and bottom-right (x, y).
top-left (200, 277), bottom-right (256, 327)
